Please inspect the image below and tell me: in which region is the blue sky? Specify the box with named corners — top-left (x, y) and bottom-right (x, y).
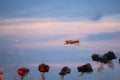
top-left (0, 0), bottom-right (120, 80)
top-left (0, 0), bottom-right (120, 20)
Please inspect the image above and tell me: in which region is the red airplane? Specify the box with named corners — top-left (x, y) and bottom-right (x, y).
top-left (65, 40), bottom-right (80, 45)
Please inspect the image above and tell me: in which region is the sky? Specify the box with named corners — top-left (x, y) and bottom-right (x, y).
top-left (0, 0), bottom-right (120, 80)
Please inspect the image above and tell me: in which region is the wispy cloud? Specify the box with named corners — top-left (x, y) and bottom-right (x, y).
top-left (0, 19), bottom-right (120, 50)
top-left (0, 14), bottom-right (120, 26)
top-left (99, 14), bottom-right (120, 22)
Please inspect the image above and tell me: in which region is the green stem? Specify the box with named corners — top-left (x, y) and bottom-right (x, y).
top-left (41, 73), bottom-right (45, 80)
top-left (61, 76), bottom-right (64, 80)
top-left (21, 76), bottom-right (24, 80)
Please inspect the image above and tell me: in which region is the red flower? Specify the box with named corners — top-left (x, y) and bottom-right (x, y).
top-left (0, 72), bottom-right (3, 79)
top-left (38, 63), bottom-right (50, 73)
top-left (45, 65), bottom-right (50, 72)
top-left (17, 67), bottom-right (30, 77)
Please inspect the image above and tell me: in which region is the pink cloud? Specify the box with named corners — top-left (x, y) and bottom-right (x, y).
top-left (0, 21), bottom-right (120, 50)
top-left (1, 21), bottom-right (120, 36)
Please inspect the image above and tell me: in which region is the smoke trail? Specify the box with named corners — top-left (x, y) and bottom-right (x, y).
top-left (77, 44), bottom-right (120, 53)
top-left (80, 44), bottom-right (109, 52)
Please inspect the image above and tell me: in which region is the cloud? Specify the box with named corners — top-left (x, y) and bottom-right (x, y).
top-left (81, 38), bottom-right (120, 53)
top-left (1, 0), bottom-right (120, 20)
top-left (0, 14), bottom-right (120, 26)
top-left (1, 20), bottom-right (120, 34)
top-left (100, 14), bottom-right (120, 22)
top-left (91, 12), bottom-right (103, 21)
top-left (0, 19), bottom-right (120, 50)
